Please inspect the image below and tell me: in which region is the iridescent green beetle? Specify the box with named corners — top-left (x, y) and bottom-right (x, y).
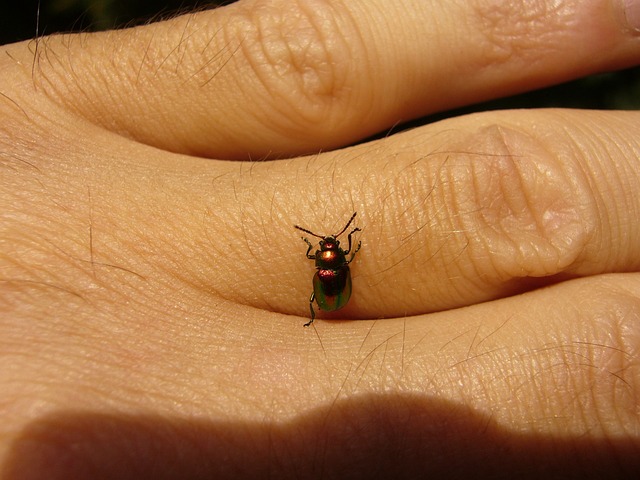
top-left (294, 212), bottom-right (361, 326)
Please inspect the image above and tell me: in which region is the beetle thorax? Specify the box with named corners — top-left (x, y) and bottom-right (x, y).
top-left (316, 244), bottom-right (346, 269)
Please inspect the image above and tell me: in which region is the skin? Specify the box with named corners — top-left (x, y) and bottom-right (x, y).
top-left (1, 0), bottom-right (640, 478)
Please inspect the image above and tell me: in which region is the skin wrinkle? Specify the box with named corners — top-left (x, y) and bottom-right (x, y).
top-left (572, 131), bottom-right (619, 265)
top-left (470, 0), bottom-right (576, 70)
top-left (474, 284), bottom-right (636, 433)
top-left (596, 291), bottom-right (640, 428)
top-left (556, 290), bottom-right (638, 431)
top-left (466, 123), bottom-right (589, 280)
top-left (558, 113), bottom-right (639, 273)
top-left (233, 0), bottom-right (351, 134)
top-left (597, 136), bottom-right (640, 271)
top-left (470, 151), bottom-right (522, 282)
top-left (492, 125), bottom-right (581, 267)
top-left (440, 157), bottom-right (491, 299)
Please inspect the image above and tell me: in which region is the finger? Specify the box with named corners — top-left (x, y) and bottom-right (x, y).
top-left (5, 0), bottom-right (640, 158)
top-left (297, 273), bottom-right (640, 476)
top-left (238, 108), bottom-right (640, 320)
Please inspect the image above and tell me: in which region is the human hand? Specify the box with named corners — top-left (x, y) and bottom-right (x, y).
top-left (1, 0), bottom-right (639, 478)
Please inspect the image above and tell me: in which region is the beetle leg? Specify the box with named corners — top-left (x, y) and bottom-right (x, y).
top-left (344, 228), bottom-right (362, 264)
top-left (304, 291), bottom-right (316, 327)
top-left (344, 228), bottom-right (362, 261)
top-left (349, 241), bottom-right (361, 263)
top-left (302, 237), bottom-right (316, 259)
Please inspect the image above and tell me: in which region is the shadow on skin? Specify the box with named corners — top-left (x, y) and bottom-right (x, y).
top-left (4, 393), bottom-right (638, 479)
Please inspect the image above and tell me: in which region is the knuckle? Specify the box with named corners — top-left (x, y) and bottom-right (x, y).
top-left (445, 123), bottom-right (596, 279)
top-left (228, 0), bottom-right (358, 135)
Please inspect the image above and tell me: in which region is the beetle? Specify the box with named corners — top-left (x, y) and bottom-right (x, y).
top-left (294, 212), bottom-right (361, 326)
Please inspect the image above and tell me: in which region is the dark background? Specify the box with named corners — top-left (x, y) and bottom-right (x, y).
top-left (1, 0), bottom-right (639, 115)
top-left (0, 0), bottom-right (228, 42)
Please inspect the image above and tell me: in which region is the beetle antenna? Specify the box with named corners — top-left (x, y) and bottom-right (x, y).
top-left (334, 212), bottom-right (357, 238)
top-left (294, 225), bottom-right (324, 239)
